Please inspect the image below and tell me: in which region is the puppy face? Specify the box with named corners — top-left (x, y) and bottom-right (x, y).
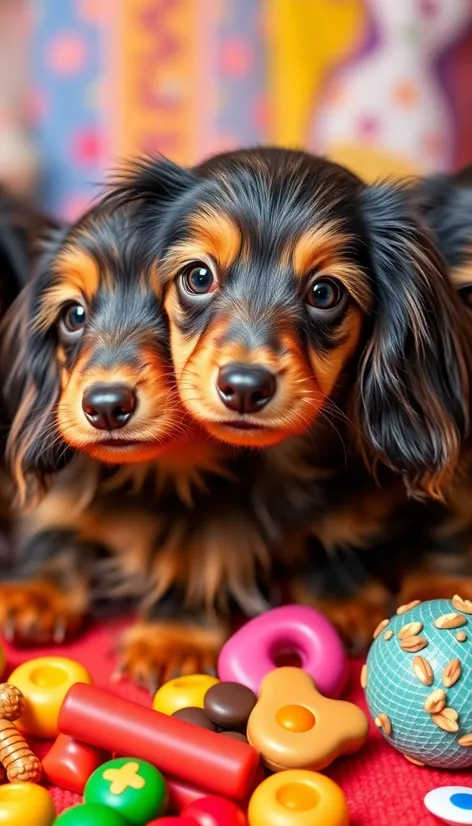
top-left (1, 205), bottom-right (186, 502)
top-left (107, 148), bottom-right (471, 498)
top-left (42, 221), bottom-right (177, 464)
top-left (159, 152), bottom-right (370, 447)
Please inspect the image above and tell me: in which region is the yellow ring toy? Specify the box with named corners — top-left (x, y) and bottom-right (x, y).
top-left (8, 656), bottom-right (92, 738)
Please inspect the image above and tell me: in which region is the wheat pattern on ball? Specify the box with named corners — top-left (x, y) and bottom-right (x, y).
top-left (363, 598), bottom-right (472, 769)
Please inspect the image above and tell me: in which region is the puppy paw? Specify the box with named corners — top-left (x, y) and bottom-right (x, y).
top-left (292, 579), bottom-right (392, 653)
top-left (397, 573), bottom-right (472, 605)
top-left (0, 580), bottom-right (89, 645)
top-left (114, 620), bottom-right (228, 693)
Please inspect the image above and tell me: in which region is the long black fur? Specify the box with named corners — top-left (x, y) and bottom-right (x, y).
top-left (2, 150), bottom-right (472, 665)
top-left (107, 148), bottom-right (471, 498)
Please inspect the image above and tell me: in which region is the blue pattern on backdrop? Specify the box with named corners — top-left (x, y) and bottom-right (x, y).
top-left (216, 0), bottom-right (266, 148)
top-left (31, 0), bottom-right (102, 219)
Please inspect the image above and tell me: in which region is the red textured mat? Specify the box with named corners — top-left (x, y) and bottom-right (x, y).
top-left (1, 619), bottom-right (471, 825)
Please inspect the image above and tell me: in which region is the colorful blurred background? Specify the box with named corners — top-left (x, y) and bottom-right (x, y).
top-left (2, 0), bottom-right (472, 219)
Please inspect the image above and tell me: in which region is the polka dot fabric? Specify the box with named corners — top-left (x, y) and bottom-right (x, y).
top-left (365, 599), bottom-right (472, 769)
top-left (313, 0), bottom-right (472, 174)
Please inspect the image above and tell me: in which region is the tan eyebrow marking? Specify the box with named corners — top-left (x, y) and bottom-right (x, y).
top-left (36, 248), bottom-right (101, 331)
top-left (163, 208), bottom-right (243, 279)
top-left (56, 248), bottom-right (100, 300)
top-left (293, 223), bottom-right (372, 311)
top-left (189, 208), bottom-right (242, 270)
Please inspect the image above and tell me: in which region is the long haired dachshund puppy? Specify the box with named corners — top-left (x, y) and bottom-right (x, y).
top-left (105, 147), bottom-right (472, 644)
top-left (0, 202), bottom-right (291, 686)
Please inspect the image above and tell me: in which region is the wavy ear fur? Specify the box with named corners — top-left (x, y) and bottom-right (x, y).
top-left (104, 154), bottom-right (197, 224)
top-left (0, 228), bottom-right (72, 509)
top-left (355, 182), bottom-right (471, 500)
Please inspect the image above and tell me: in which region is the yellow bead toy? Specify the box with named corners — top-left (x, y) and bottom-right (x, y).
top-left (0, 782), bottom-right (56, 826)
top-left (152, 674), bottom-right (219, 716)
top-left (248, 770), bottom-right (349, 826)
top-left (8, 656), bottom-right (93, 739)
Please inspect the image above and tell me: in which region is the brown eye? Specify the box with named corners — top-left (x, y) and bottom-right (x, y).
top-left (181, 263), bottom-right (217, 296)
top-left (305, 278), bottom-right (343, 310)
top-left (59, 302), bottom-right (87, 339)
top-left (458, 285), bottom-right (472, 307)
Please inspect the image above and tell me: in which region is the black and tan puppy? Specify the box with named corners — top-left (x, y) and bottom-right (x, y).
top-left (109, 149), bottom-right (468, 488)
top-left (3, 150), bottom-right (471, 687)
top-left (104, 147), bottom-right (472, 641)
top-left (0, 201), bottom-right (293, 687)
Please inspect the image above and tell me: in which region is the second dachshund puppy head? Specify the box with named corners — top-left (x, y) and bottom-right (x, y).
top-left (108, 147), bottom-right (471, 500)
top-left (1, 204), bottom-right (185, 505)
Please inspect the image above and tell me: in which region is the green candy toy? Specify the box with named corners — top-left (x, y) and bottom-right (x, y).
top-left (54, 803), bottom-right (128, 825)
top-left (84, 757), bottom-right (168, 826)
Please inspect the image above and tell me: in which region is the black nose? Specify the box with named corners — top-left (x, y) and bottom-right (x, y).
top-left (216, 363), bottom-right (276, 414)
top-left (82, 383), bottom-right (137, 430)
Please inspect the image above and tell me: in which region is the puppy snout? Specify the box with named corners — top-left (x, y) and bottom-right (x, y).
top-left (217, 363), bottom-right (276, 414)
top-left (82, 383), bottom-right (137, 430)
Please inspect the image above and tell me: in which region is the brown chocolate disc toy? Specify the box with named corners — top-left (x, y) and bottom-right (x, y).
top-left (171, 707), bottom-right (216, 731)
top-left (204, 682), bottom-right (257, 731)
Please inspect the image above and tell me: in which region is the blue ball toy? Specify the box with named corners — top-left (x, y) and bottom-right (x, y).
top-left (364, 596), bottom-right (472, 768)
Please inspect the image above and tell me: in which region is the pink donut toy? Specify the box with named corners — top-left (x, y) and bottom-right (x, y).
top-left (218, 605), bottom-right (348, 698)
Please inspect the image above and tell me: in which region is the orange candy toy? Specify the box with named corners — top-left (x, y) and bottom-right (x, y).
top-left (247, 667), bottom-right (368, 771)
top-left (248, 771), bottom-right (349, 826)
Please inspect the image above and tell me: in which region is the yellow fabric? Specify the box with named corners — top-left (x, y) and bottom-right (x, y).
top-left (326, 144), bottom-right (419, 183)
top-left (267, 0), bottom-right (366, 148)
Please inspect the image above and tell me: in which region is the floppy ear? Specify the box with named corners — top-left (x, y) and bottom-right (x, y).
top-left (355, 183), bottom-right (471, 500)
top-left (0, 231), bottom-right (72, 508)
top-left (104, 154), bottom-right (197, 226)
